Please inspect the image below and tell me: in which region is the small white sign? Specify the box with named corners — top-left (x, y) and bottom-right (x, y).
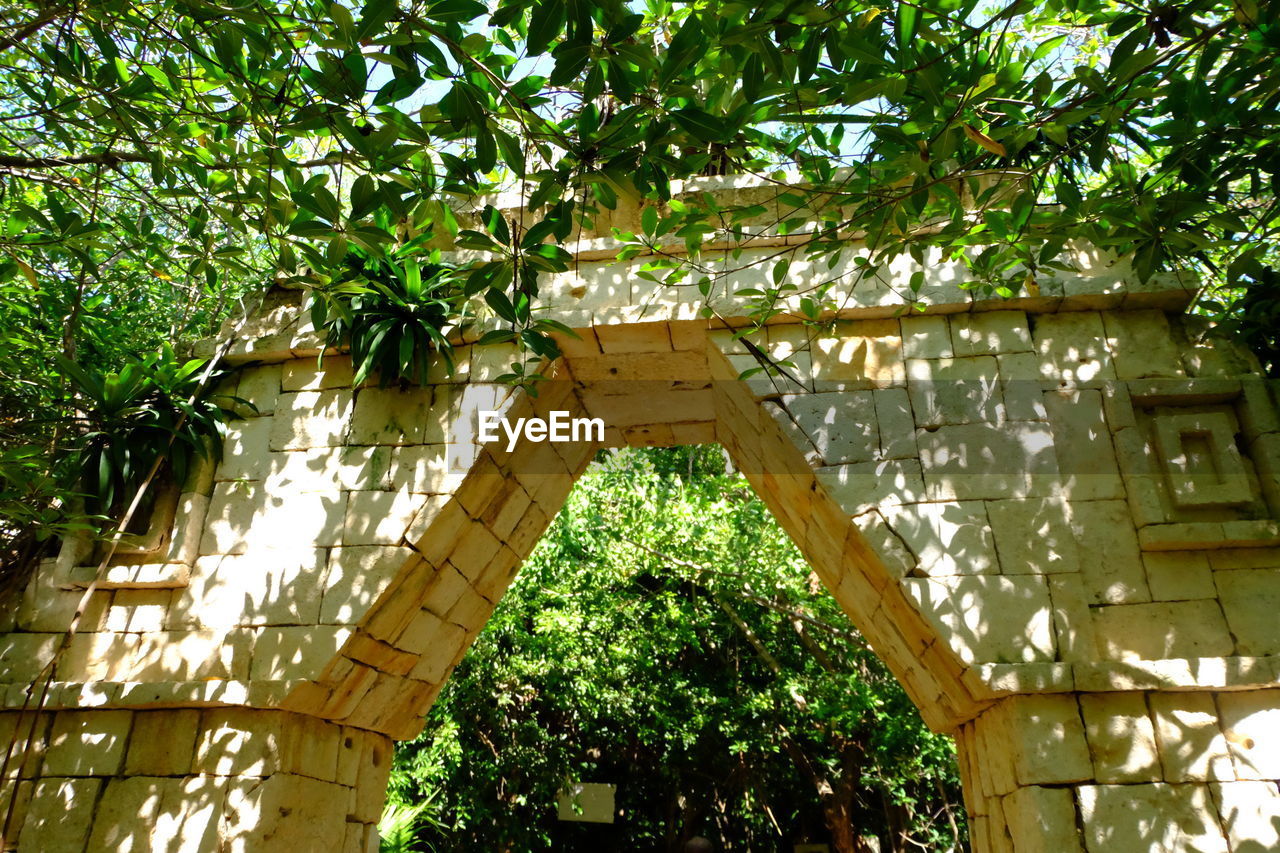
top-left (556, 782), bottom-right (616, 824)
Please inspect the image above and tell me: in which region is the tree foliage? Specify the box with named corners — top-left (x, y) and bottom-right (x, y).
top-left (388, 447), bottom-right (964, 853)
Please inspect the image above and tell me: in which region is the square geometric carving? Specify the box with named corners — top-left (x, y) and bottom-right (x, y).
top-left (1154, 411), bottom-right (1253, 508)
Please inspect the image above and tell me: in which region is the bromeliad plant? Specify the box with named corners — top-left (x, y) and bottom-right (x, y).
top-left (56, 346), bottom-right (239, 520)
top-left (311, 247), bottom-right (464, 388)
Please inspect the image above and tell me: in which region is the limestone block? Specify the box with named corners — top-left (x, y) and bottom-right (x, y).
top-left (322, 547), bottom-right (413, 624)
top-left (17, 777), bottom-right (102, 852)
top-left (850, 511), bottom-right (917, 580)
top-left (192, 701), bottom-right (282, 778)
top-left (269, 389), bottom-right (353, 450)
top-left (279, 714), bottom-right (342, 782)
top-left (1030, 311), bottom-right (1116, 383)
top-left (264, 445), bottom-right (395, 493)
top-left (1007, 694), bottom-right (1094, 785)
top-left (761, 403), bottom-right (820, 466)
top-left (595, 320), bottom-right (673, 353)
top-left (104, 589), bottom-right (173, 632)
top-left (1218, 691), bottom-right (1280, 781)
top-left (1150, 694), bottom-right (1235, 783)
top-left (988, 497), bottom-right (1080, 574)
top-left (87, 776), bottom-right (182, 851)
top-left (233, 363), bottom-right (283, 416)
top-left (873, 388), bottom-right (918, 459)
top-left (918, 421), bottom-right (1059, 501)
top-left (1144, 552), bottom-right (1215, 602)
top-left (1044, 389), bottom-right (1125, 500)
top-left (901, 314), bottom-right (953, 359)
top-left (997, 353), bottom-right (1049, 422)
top-left (1208, 548), bottom-right (1280, 570)
top-left (1080, 692), bottom-right (1162, 782)
top-left (250, 626), bottom-right (352, 682)
top-left (282, 354), bottom-right (355, 390)
top-left (199, 481), bottom-right (267, 555)
top-left (176, 549), bottom-right (326, 628)
top-left (782, 391), bottom-right (878, 465)
top-left (1069, 500), bottom-right (1151, 604)
top-left (0, 632), bottom-right (59, 683)
top-left (951, 311), bottom-right (1033, 357)
top-left (224, 773), bottom-right (350, 851)
top-left (216, 416), bottom-right (274, 481)
top-left (1215, 569), bottom-right (1280, 656)
top-left (1048, 574), bottom-right (1100, 662)
top-left (901, 575), bottom-right (1055, 664)
top-left (125, 710), bottom-right (200, 776)
top-left (906, 356), bottom-right (1002, 427)
top-left (1092, 600), bottom-right (1234, 660)
top-left (811, 319), bottom-right (905, 387)
top-left (348, 386), bottom-right (434, 446)
top-left (882, 501), bottom-right (998, 575)
top-left (1077, 783), bottom-right (1228, 853)
top-left (42, 709), bottom-right (132, 776)
top-left (395, 607), bottom-right (450, 660)
top-left (1002, 785), bottom-right (1085, 853)
top-left (343, 490), bottom-right (423, 546)
top-left (1103, 309), bottom-right (1184, 380)
top-left (1211, 781), bottom-right (1280, 852)
top-left (165, 491), bottom-right (211, 564)
top-left (816, 459), bottom-right (927, 515)
top-left (392, 444), bottom-right (464, 494)
top-left (419, 563), bottom-right (473, 620)
top-left (202, 482), bottom-right (344, 555)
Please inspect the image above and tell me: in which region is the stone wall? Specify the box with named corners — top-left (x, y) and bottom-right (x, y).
top-left (2, 176), bottom-right (1279, 850)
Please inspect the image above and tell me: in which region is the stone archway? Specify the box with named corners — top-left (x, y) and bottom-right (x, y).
top-left (4, 177), bottom-right (1280, 851)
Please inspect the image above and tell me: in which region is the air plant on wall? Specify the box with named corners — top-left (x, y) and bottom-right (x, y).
top-left (310, 246), bottom-right (464, 388)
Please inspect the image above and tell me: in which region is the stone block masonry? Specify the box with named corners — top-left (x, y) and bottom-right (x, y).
top-left (2, 176), bottom-right (1278, 851)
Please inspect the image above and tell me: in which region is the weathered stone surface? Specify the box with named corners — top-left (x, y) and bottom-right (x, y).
top-left (810, 319), bottom-right (905, 386)
top-left (1069, 500), bottom-right (1151, 604)
top-left (1103, 309), bottom-right (1184, 380)
top-left (43, 709), bottom-right (132, 776)
top-left (918, 421), bottom-right (1059, 501)
top-left (1079, 692), bottom-right (1161, 782)
top-left (1077, 782), bottom-right (1228, 853)
top-left (1150, 693), bottom-right (1235, 783)
top-left (1005, 695), bottom-right (1094, 785)
top-left (1144, 552), bottom-right (1215, 602)
top-left (18, 777), bottom-right (102, 852)
top-left (1002, 785), bottom-right (1085, 853)
top-left (901, 314), bottom-right (953, 359)
top-left (269, 389), bottom-right (354, 450)
top-left (1030, 311), bottom-right (1116, 383)
top-left (1215, 568), bottom-right (1280, 656)
top-left (1218, 690), bottom-right (1280, 781)
top-left (902, 575), bottom-right (1055, 664)
top-left (951, 311), bottom-right (1033, 357)
top-left (883, 501), bottom-right (998, 576)
top-left (988, 497), bottom-right (1079, 574)
top-left (1093, 600), bottom-right (1234, 661)
top-left (783, 391), bottom-right (878, 465)
top-left (1211, 781), bottom-right (1280, 852)
top-left (907, 355), bottom-right (1002, 427)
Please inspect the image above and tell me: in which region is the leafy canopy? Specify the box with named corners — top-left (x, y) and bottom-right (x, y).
top-left (2, 0), bottom-right (1278, 337)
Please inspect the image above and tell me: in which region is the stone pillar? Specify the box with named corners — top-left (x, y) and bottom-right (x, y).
top-left (0, 708), bottom-right (391, 852)
top-left (956, 690), bottom-right (1280, 852)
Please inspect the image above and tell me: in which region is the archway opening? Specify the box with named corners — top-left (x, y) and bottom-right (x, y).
top-left (383, 445), bottom-right (967, 853)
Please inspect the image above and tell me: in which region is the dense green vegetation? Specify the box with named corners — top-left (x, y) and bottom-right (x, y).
top-left (386, 446), bottom-right (964, 853)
